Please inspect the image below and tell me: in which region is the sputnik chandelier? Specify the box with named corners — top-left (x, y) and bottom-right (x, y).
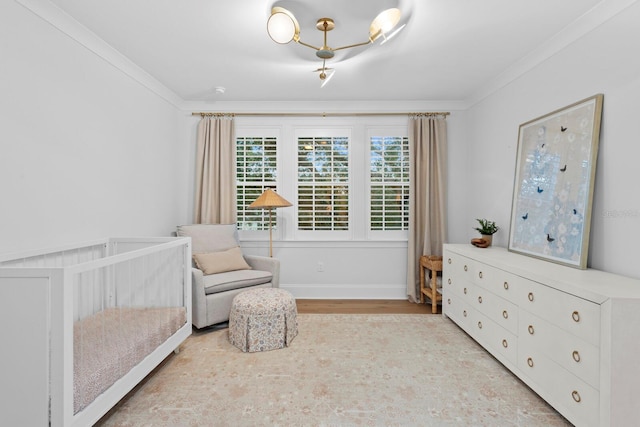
top-left (267, 6), bottom-right (405, 86)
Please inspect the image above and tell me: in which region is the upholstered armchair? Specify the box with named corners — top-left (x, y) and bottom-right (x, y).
top-left (176, 224), bottom-right (279, 328)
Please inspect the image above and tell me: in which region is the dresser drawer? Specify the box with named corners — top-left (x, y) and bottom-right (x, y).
top-left (467, 284), bottom-right (518, 335)
top-left (467, 309), bottom-right (517, 365)
top-left (444, 251), bottom-right (474, 284)
top-left (519, 343), bottom-right (599, 427)
top-left (516, 277), bottom-right (600, 346)
top-left (443, 293), bottom-right (471, 330)
top-left (519, 310), bottom-right (599, 389)
top-left (471, 262), bottom-right (519, 305)
top-left (457, 278), bottom-right (475, 302)
top-left (443, 270), bottom-right (469, 301)
top-left (443, 252), bottom-right (477, 303)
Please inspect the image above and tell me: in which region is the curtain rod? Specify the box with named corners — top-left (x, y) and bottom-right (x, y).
top-left (191, 111), bottom-right (450, 118)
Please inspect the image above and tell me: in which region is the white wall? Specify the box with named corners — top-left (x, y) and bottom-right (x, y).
top-left (0, 1), bottom-right (190, 254)
top-left (462, 2), bottom-right (640, 278)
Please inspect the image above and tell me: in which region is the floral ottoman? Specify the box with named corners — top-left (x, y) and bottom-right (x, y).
top-left (228, 288), bottom-right (298, 352)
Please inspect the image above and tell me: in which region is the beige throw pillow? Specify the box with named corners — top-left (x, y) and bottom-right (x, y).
top-left (193, 247), bottom-right (251, 275)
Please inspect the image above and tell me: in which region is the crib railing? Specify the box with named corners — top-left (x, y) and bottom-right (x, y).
top-left (0, 241), bottom-right (107, 268)
top-left (72, 242), bottom-right (186, 320)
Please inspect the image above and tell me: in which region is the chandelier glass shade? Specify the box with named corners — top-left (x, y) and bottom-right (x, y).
top-left (369, 8), bottom-right (401, 41)
top-left (266, 6), bottom-right (404, 84)
top-left (267, 7), bottom-right (301, 44)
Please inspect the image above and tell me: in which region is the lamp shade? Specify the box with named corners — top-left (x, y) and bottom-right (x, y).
top-left (248, 188), bottom-right (292, 209)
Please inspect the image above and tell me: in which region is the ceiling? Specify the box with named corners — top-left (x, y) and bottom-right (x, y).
top-left (47, 0), bottom-right (604, 104)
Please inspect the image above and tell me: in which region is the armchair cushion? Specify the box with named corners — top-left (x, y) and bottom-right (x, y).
top-left (203, 270), bottom-right (273, 295)
top-left (177, 224), bottom-right (239, 253)
top-left (193, 247), bottom-right (251, 275)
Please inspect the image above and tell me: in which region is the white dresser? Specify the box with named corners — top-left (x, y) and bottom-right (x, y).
top-left (442, 244), bottom-right (640, 427)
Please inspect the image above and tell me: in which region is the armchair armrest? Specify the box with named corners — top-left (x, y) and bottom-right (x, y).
top-left (190, 267), bottom-right (208, 328)
top-left (244, 255), bottom-right (280, 288)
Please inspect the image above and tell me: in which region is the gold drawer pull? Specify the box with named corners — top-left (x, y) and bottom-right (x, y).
top-left (502, 339), bottom-right (508, 348)
top-left (478, 271), bottom-right (483, 279)
top-left (528, 325), bottom-right (535, 335)
top-left (447, 298), bottom-right (451, 305)
top-left (478, 296), bottom-right (483, 303)
top-left (572, 390), bottom-right (581, 403)
top-left (503, 281), bottom-right (509, 290)
top-left (464, 265), bottom-right (468, 272)
top-left (502, 310), bottom-right (508, 319)
top-left (448, 258), bottom-right (451, 264)
top-left (448, 278), bottom-right (452, 285)
top-left (477, 321), bottom-right (483, 329)
top-left (464, 287), bottom-right (467, 294)
top-left (463, 310), bottom-right (467, 317)
top-left (572, 311), bottom-right (581, 322)
top-left (572, 350), bottom-right (581, 363)
top-left (528, 292), bottom-right (534, 302)
top-left (527, 357), bottom-right (534, 367)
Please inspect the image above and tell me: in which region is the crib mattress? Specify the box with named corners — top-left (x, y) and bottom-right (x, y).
top-left (73, 306), bottom-right (186, 414)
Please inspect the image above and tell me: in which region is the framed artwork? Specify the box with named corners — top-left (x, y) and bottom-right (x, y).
top-left (508, 94), bottom-right (604, 269)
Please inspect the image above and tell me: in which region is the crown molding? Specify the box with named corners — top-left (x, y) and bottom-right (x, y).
top-left (466, 0), bottom-right (639, 108)
top-left (16, 0), bottom-right (184, 108)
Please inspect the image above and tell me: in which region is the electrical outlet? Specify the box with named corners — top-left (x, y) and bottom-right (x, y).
top-left (317, 261), bottom-right (324, 272)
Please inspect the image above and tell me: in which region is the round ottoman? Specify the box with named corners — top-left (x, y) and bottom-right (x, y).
top-left (228, 288), bottom-right (298, 353)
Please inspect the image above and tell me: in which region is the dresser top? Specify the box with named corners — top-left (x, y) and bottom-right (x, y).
top-left (444, 244), bottom-right (640, 303)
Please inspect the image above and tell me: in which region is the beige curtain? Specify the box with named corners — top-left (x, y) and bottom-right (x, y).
top-left (194, 116), bottom-right (236, 224)
top-left (407, 115), bottom-right (448, 303)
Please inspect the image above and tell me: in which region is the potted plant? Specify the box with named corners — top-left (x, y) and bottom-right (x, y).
top-left (473, 218), bottom-right (499, 247)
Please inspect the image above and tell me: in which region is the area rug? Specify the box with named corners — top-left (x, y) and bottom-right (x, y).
top-left (97, 314), bottom-right (570, 426)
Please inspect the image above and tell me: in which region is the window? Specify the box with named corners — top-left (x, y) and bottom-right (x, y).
top-left (297, 135), bottom-right (349, 231)
top-left (370, 136), bottom-right (410, 231)
top-left (235, 118), bottom-right (408, 241)
top-left (236, 135), bottom-right (277, 231)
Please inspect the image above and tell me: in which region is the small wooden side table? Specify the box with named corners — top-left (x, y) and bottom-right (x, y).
top-left (419, 255), bottom-right (443, 314)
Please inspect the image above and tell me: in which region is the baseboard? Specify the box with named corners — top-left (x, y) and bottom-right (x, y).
top-left (281, 284), bottom-right (406, 300)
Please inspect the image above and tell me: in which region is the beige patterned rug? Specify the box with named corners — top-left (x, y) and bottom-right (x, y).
top-left (97, 314), bottom-right (570, 426)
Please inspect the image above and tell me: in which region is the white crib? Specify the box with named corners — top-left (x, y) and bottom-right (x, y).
top-left (0, 237), bottom-right (192, 427)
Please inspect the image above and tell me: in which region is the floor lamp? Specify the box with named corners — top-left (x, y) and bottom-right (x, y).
top-left (248, 188), bottom-right (292, 257)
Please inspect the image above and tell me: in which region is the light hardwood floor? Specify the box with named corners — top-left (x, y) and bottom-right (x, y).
top-left (296, 299), bottom-right (438, 314)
